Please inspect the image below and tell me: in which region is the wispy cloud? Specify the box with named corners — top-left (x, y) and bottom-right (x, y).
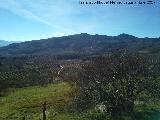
top-left (0, 0), bottom-right (50, 24)
top-left (0, 0), bottom-right (159, 41)
top-left (53, 33), bottom-right (65, 37)
top-left (0, 0), bottom-right (74, 33)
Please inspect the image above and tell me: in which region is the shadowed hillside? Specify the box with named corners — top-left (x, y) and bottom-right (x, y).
top-left (0, 33), bottom-right (160, 57)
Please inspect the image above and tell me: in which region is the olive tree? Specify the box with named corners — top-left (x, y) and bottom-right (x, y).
top-left (75, 51), bottom-right (159, 115)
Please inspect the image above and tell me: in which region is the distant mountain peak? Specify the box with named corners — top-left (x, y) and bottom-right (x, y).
top-left (0, 40), bottom-right (19, 47)
top-left (117, 33), bottom-right (137, 39)
top-left (77, 33), bottom-right (91, 36)
top-left (80, 33), bottom-right (90, 35)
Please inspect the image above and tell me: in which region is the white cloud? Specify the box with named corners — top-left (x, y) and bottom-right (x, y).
top-left (53, 33), bottom-right (65, 37)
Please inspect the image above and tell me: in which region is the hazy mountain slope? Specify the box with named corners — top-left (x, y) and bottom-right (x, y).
top-left (0, 40), bottom-right (19, 47)
top-left (0, 33), bottom-right (159, 57)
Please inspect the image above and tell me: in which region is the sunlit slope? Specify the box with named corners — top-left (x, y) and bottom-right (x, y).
top-left (0, 82), bottom-right (76, 120)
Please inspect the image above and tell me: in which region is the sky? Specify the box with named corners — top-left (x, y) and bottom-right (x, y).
top-left (0, 0), bottom-right (160, 41)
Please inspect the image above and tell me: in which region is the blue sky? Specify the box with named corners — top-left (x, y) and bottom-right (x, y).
top-left (0, 0), bottom-right (160, 41)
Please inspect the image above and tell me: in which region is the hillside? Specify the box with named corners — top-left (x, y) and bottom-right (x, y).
top-left (0, 82), bottom-right (77, 120)
top-left (1, 81), bottom-right (159, 120)
top-left (0, 33), bottom-right (160, 57)
top-left (0, 33), bottom-right (160, 120)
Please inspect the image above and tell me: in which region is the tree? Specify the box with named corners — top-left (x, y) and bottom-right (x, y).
top-left (75, 51), bottom-right (159, 116)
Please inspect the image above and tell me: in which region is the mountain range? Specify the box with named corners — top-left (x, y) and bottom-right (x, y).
top-left (0, 40), bottom-right (19, 47)
top-left (0, 33), bottom-right (159, 57)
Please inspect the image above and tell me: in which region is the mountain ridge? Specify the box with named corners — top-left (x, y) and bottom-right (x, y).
top-left (0, 33), bottom-right (159, 57)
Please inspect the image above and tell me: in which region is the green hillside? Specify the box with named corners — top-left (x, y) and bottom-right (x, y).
top-left (0, 81), bottom-right (159, 120)
top-left (0, 82), bottom-right (78, 120)
top-left (0, 35), bottom-right (160, 120)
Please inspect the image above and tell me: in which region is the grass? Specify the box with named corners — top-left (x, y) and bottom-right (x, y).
top-left (0, 82), bottom-right (104, 120)
top-left (0, 82), bottom-right (77, 120)
top-left (0, 82), bottom-right (159, 120)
